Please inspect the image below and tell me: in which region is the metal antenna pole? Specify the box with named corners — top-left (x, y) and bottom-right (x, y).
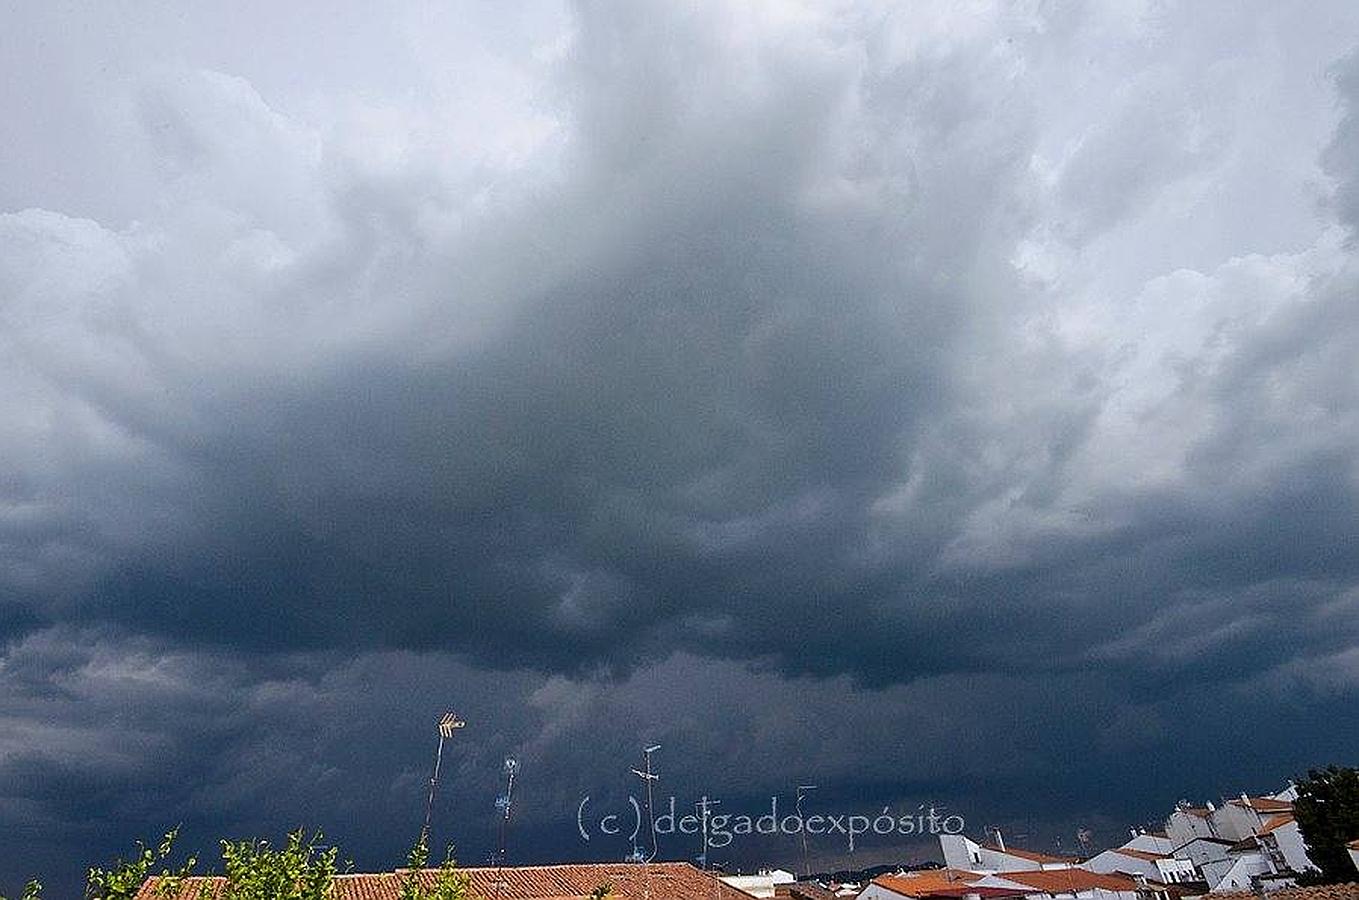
top-left (494, 757), bottom-right (519, 900)
top-left (694, 796), bottom-right (720, 870)
top-left (630, 745), bottom-right (662, 862)
top-left (796, 785), bottom-right (817, 878)
top-left (628, 745), bottom-right (662, 900)
top-left (423, 711), bottom-right (466, 843)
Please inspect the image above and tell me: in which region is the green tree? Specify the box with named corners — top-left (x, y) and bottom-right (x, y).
top-left (589, 882), bottom-right (613, 900)
top-left (0, 879), bottom-right (43, 900)
top-left (219, 830), bottom-right (338, 900)
top-left (86, 828), bottom-right (198, 900)
top-left (397, 834), bottom-right (471, 900)
top-left (1293, 765), bottom-right (1359, 883)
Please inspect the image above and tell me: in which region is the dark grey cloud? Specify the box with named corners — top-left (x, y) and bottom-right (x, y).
top-left (3, 1), bottom-right (1359, 896)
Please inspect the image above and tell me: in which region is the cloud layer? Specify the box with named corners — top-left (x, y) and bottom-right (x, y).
top-left (3, 1), bottom-right (1359, 895)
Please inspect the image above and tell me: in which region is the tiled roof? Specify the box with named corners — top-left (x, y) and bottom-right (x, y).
top-left (991, 870), bottom-right (1138, 894)
top-left (137, 862), bottom-right (754, 900)
top-left (1212, 885), bottom-right (1359, 900)
top-left (983, 846), bottom-right (1080, 865)
top-left (1229, 798), bottom-right (1293, 814)
top-left (871, 872), bottom-right (1019, 899)
top-left (1260, 814), bottom-right (1295, 834)
top-left (1349, 838), bottom-right (1359, 850)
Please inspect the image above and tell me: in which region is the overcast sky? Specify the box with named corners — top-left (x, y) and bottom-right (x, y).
top-left (4, 1), bottom-right (1359, 895)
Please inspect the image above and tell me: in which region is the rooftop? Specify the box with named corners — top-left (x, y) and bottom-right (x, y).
top-left (136, 862), bottom-right (754, 900)
top-left (871, 871), bottom-right (1021, 900)
top-left (1110, 849), bottom-right (1169, 862)
top-left (982, 845), bottom-right (1080, 865)
top-left (989, 869), bottom-right (1139, 894)
top-left (1229, 798), bottom-right (1294, 814)
top-left (1261, 814), bottom-right (1295, 834)
top-left (1212, 885), bottom-right (1359, 900)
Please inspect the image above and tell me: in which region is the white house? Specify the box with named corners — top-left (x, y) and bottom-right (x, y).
top-left (1169, 800), bottom-right (1317, 889)
top-left (1121, 833), bottom-right (1175, 856)
top-left (1247, 813), bottom-right (1314, 876)
top-left (1206, 854), bottom-right (1271, 894)
top-left (1213, 796), bottom-right (1294, 843)
top-left (1167, 806), bottom-right (1221, 848)
top-left (1347, 838), bottom-right (1359, 874)
top-left (719, 869), bottom-right (795, 898)
top-left (1166, 795), bottom-right (1294, 847)
top-left (941, 834), bottom-right (1077, 873)
top-left (1203, 825), bottom-right (1309, 893)
top-left (1084, 847), bottom-right (1196, 885)
top-left (1170, 836), bottom-right (1235, 870)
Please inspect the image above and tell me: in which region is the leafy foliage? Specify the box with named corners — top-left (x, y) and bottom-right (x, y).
top-left (1293, 765), bottom-right (1359, 883)
top-left (68, 827), bottom-right (476, 900)
top-left (397, 834), bottom-right (471, 900)
top-left (589, 882), bottom-right (613, 900)
top-left (219, 830), bottom-right (338, 900)
top-left (0, 879), bottom-right (43, 900)
top-left (86, 828), bottom-right (198, 900)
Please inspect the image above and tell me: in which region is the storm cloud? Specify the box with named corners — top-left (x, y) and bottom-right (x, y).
top-left (3, 1), bottom-right (1359, 895)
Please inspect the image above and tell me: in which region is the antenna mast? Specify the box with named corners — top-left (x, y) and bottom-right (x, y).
top-left (694, 796), bottom-right (720, 871)
top-left (796, 785), bottom-right (817, 878)
top-left (493, 756), bottom-right (520, 900)
top-left (423, 711), bottom-right (466, 842)
top-left (630, 745), bottom-right (662, 862)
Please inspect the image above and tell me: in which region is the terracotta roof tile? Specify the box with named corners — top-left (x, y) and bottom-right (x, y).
top-left (991, 870), bottom-right (1138, 894)
top-left (867, 871), bottom-right (986, 897)
top-left (1260, 814), bottom-right (1295, 834)
top-left (872, 873), bottom-right (1019, 899)
top-left (138, 862), bottom-right (753, 900)
top-left (1229, 798), bottom-right (1293, 814)
top-left (1211, 885), bottom-right (1359, 900)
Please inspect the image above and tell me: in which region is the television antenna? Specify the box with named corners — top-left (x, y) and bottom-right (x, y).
top-left (630, 745), bottom-right (662, 862)
top-left (493, 756), bottom-right (520, 900)
top-left (694, 796), bottom-right (720, 870)
top-left (422, 711), bottom-right (466, 841)
top-left (796, 785), bottom-right (818, 877)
